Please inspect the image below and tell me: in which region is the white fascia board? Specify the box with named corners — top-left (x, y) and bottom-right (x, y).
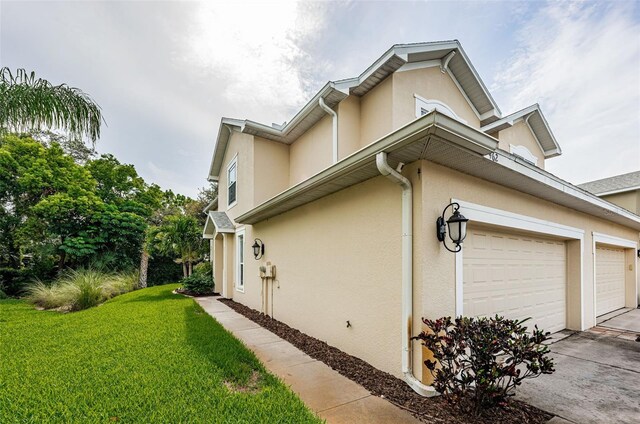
top-left (528, 105), bottom-right (562, 156)
top-left (481, 104), bottom-right (538, 133)
top-left (597, 186), bottom-right (640, 197)
top-left (209, 119), bottom-right (241, 180)
top-left (394, 40), bottom-right (459, 56)
top-left (452, 43), bottom-right (502, 117)
top-left (493, 150), bottom-right (640, 228)
top-left (482, 104), bottom-right (562, 157)
top-left (241, 83), bottom-right (345, 143)
top-left (235, 112), bottom-right (498, 224)
top-left (202, 197), bottom-right (218, 214)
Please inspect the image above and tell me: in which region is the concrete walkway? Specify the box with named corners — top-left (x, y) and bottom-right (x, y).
top-left (194, 296), bottom-right (421, 424)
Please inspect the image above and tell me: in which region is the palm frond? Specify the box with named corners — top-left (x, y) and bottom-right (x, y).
top-left (0, 68), bottom-right (104, 143)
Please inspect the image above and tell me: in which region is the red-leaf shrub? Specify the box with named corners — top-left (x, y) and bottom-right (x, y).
top-left (413, 315), bottom-right (555, 415)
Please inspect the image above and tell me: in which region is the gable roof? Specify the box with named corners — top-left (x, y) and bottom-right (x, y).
top-left (208, 40), bottom-right (502, 180)
top-left (481, 104), bottom-right (562, 158)
top-left (578, 171), bottom-right (640, 196)
top-left (202, 211), bottom-right (235, 238)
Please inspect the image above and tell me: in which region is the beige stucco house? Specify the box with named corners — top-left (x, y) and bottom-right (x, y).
top-left (203, 41), bottom-right (640, 396)
top-left (579, 171), bottom-right (640, 216)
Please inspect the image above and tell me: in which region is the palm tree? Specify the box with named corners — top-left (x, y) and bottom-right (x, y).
top-left (0, 68), bottom-right (103, 142)
top-left (155, 215), bottom-right (203, 278)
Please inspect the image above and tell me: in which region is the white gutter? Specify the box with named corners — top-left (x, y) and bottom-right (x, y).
top-left (319, 97), bottom-right (338, 164)
top-left (375, 152), bottom-right (438, 398)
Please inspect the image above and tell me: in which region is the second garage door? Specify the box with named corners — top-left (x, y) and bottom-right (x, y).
top-left (463, 227), bottom-right (567, 333)
top-left (595, 245), bottom-right (626, 317)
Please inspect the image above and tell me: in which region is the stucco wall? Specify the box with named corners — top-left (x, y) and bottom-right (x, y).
top-left (218, 131), bottom-right (255, 221)
top-left (289, 115), bottom-right (333, 186)
top-left (392, 66), bottom-right (481, 130)
top-left (253, 136), bottom-right (290, 205)
top-left (496, 120), bottom-right (545, 168)
top-left (419, 160), bottom-right (639, 330)
top-left (359, 76), bottom-right (393, 149)
top-left (232, 176), bottom-right (410, 378)
top-left (337, 95), bottom-right (361, 160)
top-left (602, 190), bottom-right (640, 215)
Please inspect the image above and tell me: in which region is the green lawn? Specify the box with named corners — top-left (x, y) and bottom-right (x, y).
top-left (0, 284), bottom-right (321, 423)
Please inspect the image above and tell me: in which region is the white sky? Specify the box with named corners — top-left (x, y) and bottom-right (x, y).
top-left (1, 0), bottom-right (639, 196)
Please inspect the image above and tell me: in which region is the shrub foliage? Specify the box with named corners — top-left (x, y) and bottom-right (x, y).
top-left (413, 315), bottom-right (555, 415)
top-left (179, 261), bottom-right (214, 295)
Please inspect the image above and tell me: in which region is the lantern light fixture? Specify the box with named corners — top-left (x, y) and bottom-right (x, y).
top-left (436, 202), bottom-right (469, 253)
top-left (252, 239), bottom-right (265, 260)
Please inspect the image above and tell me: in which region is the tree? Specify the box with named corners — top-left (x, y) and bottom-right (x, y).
top-left (153, 215), bottom-right (203, 278)
top-left (0, 68), bottom-right (103, 142)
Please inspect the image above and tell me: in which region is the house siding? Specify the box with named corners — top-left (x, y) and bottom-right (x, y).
top-left (233, 175), bottom-right (406, 378)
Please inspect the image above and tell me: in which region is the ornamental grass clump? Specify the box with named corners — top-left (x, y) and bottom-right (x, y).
top-left (413, 315), bottom-right (555, 416)
top-left (26, 268), bottom-right (138, 311)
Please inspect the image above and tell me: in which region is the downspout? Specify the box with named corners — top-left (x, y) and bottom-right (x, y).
top-left (319, 97), bottom-right (338, 163)
top-left (376, 152), bottom-right (438, 397)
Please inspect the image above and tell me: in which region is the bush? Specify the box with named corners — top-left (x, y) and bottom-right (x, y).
top-left (147, 255), bottom-right (183, 286)
top-left (179, 262), bottom-right (214, 295)
top-left (0, 267), bottom-right (29, 297)
top-left (413, 315), bottom-right (555, 415)
top-left (26, 268), bottom-right (138, 311)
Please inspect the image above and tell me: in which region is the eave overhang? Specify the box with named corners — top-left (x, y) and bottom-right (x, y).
top-left (481, 104), bottom-right (562, 158)
top-left (236, 111), bottom-right (640, 231)
top-left (236, 111), bottom-right (498, 225)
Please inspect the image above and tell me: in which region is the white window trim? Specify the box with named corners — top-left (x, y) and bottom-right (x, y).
top-left (591, 232), bottom-right (638, 320)
top-left (227, 154), bottom-right (238, 210)
top-left (235, 227), bottom-right (245, 293)
top-left (452, 199), bottom-right (585, 330)
top-left (414, 94), bottom-right (467, 124)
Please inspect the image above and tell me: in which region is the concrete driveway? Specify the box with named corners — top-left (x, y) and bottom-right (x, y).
top-left (517, 310), bottom-right (640, 424)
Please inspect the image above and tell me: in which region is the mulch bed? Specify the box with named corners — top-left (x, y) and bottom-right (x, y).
top-left (174, 288), bottom-right (220, 297)
top-left (219, 298), bottom-right (552, 424)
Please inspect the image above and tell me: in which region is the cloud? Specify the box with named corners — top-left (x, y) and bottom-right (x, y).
top-left (180, 0), bottom-right (331, 124)
top-left (491, 1), bottom-right (640, 184)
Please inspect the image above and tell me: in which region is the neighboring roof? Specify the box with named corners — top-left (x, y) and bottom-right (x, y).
top-left (208, 40), bottom-right (503, 180)
top-left (481, 104), bottom-right (562, 158)
top-left (578, 171), bottom-right (640, 196)
top-left (202, 211), bottom-right (235, 238)
top-left (235, 111), bottom-right (640, 231)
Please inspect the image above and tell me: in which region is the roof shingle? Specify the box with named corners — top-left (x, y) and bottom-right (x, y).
top-left (578, 171), bottom-right (640, 195)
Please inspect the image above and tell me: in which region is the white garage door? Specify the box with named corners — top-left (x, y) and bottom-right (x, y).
top-left (463, 227), bottom-right (567, 333)
top-left (595, 245), bottom-right (626, 316)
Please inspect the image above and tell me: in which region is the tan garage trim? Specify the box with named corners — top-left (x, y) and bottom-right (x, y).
top-left (453, 199), bottom-right (585, 329)
top-left (591, 232), bottom-right (638, 319)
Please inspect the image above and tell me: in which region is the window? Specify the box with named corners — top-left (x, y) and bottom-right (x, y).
top-left (235, 229), bottom-right (245, 292)
top-left (227, 158), bottom-right (237, 207)
top-left (414, 95), bottom-right (467, 124)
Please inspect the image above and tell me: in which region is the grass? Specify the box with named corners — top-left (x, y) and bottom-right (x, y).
top-left (0, 285), bottom-right (321, 423)
top-left (26, 268), bottom-right (138, 311)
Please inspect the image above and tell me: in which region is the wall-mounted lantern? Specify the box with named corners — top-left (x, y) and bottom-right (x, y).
top-left (436, 202), bottom-right (469, 253)
top-left (252, 239), bottom-right (265, 260)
